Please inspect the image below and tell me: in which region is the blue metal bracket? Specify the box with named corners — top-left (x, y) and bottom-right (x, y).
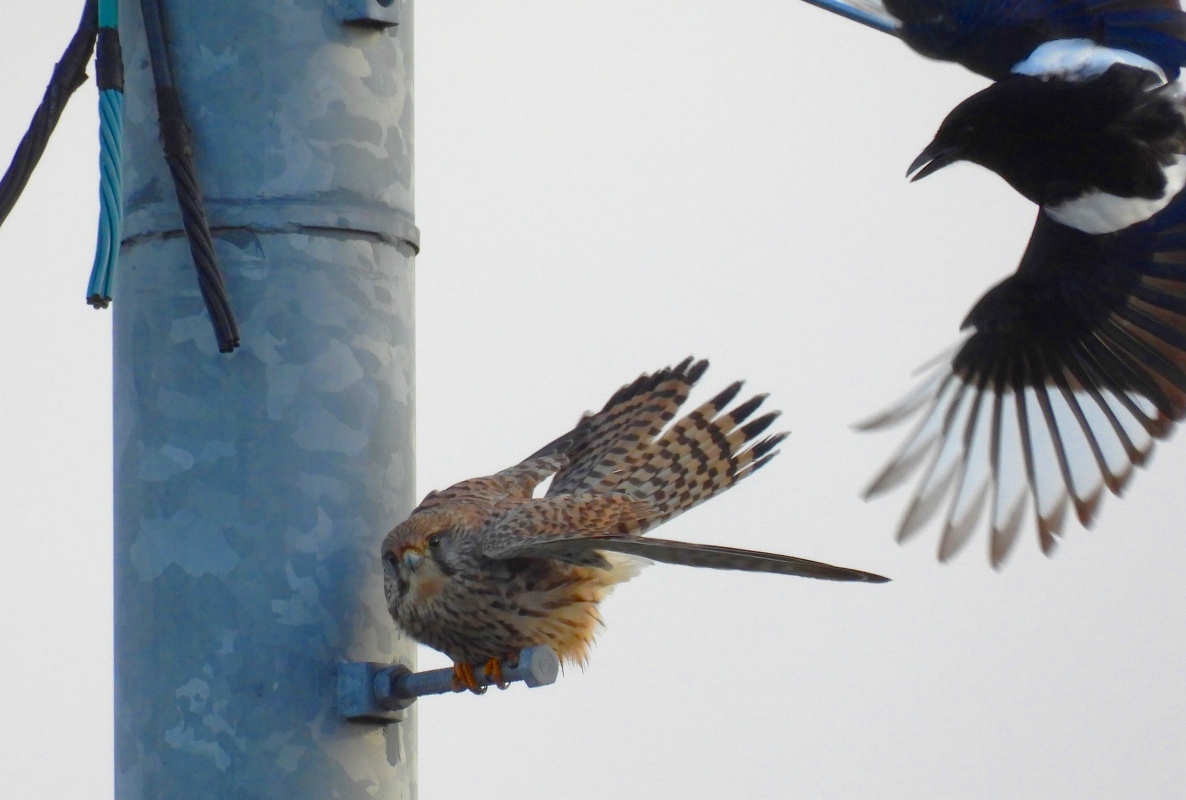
top-left (339, 0), bottom-right (400, 29)
top-left (338, 645), bottom-right (561, 724)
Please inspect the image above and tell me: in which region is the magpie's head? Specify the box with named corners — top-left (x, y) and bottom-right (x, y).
top-left (907, 67), bottom-right (1185, 205)
top-left (907, 77), bottom-right (1081, 202)
top-left (907, 87), bottom-right (1014, 183)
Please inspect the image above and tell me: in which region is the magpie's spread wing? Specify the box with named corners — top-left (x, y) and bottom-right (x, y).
top-left (875, 0), bottom-right (1186, 79)
top-left (861, 202), bottom-right (1186, 566)
top-left (798, 0), bottom-right (901, 34)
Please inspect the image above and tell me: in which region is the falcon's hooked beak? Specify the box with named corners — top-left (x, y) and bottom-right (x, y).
top-left (401, 547), bottom-right (425, 570)
top-left (907, 142), bottom-right (964, 182)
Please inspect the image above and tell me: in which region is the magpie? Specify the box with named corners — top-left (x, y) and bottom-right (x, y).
top-left (835, 0), bottom-right (1186, 565)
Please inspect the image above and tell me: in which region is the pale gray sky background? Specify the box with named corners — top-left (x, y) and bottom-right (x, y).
top-left (3, 2), bottom-right (1185, 798)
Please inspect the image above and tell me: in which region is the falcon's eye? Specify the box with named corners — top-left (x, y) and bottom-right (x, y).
top-left (382, 551), bottom-right (398, 569)
top-left (426, 534), bottom-right (443, 552)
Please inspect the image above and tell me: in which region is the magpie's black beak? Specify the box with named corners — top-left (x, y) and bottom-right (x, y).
top-left (907, 142), bottom-right (964, 182)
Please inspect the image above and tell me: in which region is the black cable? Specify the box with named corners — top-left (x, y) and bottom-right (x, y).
top-left (140, 0), bottom-right (240, 353)
top-left (0, 0), bottom-right (98, 228)
top-left (95, 25), bottom-right (124, 95)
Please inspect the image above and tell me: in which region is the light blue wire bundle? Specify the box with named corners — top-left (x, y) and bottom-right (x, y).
top-left (87, 0), bottom-right (123, 308)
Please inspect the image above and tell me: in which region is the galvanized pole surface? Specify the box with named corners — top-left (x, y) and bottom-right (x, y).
top-left (113, 1), bottom-right (417, 797)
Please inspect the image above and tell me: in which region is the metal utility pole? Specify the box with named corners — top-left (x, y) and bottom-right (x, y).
top-left (112, 0), bottom-right (417, 797)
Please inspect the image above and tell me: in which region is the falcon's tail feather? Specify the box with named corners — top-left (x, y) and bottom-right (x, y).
top-left (553, 536), bottom-right (890, 583)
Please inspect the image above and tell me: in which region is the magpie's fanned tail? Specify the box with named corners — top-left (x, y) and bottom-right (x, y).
top-left (861, 196), bottom-right (1186, 566)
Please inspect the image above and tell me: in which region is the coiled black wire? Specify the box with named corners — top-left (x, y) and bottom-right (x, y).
top-left (140, 0), bottom-right (239, 353)
top-left (0, 0), bottom-right (98, 228)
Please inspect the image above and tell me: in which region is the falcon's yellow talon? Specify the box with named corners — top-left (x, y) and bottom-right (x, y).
top-left (483, 657), bottom-right (510, 690)
top-left (451, 662), bottom-right (486, 694)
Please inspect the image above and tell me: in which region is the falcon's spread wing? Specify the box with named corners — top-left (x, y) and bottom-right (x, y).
top-left (479, 494), bottom-right (654, 568)
top-left (537, 359), bottom-right (786, 526)
top-left (530, 357), bottom-right (708, 495)
top-left (482, 359), bottom-right (888, 582)
top-left (588, 381), bottom-right (785, 531)
top-left (413, 454), bottom-right (568, 516)
top-left (863, 199), bottom-right (1186, 565)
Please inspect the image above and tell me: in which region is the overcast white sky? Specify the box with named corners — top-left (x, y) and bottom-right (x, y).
top-left (3, 1), bottom-right (1185, 798)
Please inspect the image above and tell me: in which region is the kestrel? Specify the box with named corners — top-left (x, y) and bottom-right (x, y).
top-left (382, 358), bottom-right (888, 692)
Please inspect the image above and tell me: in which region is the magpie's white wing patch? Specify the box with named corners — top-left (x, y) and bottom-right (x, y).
top-left (1011, 38), bottom-right (1168, 83)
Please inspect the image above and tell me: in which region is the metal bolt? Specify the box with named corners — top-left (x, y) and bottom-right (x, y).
top-left (339, 646), bottom-right (561, 724)
top-left (339, 0), bottom-right (400, 29)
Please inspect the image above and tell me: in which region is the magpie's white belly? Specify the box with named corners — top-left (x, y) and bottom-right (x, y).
top-left (1046, 155), bottom-right (1186, 234)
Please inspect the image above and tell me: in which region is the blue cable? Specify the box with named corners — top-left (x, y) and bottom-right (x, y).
top-left (87, 0), bottom-right (123, 308)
